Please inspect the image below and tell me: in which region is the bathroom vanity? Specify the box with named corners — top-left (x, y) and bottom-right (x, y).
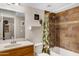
top-left (0, 41), bottom-right (34, 56)
top-left (0, 6), bottom-right (34, 56)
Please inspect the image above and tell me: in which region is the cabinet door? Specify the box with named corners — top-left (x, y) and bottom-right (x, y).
top-left (0, 45), bottom-right (34, 56)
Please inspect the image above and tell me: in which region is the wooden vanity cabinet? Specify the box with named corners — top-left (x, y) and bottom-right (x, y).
top-left (0, 45), bottom-right (34, 56)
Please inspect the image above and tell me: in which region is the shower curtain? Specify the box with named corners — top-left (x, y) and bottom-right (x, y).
top-left (42, 11), bottom-right (50, 54)
top-left (42, 11), bottom-right (58, 54)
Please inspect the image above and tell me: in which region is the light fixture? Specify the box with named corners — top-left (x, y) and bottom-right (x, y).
top-left (7, 3), bottom-right (20, 6)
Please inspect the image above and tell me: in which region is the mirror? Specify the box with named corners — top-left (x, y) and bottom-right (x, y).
top-left (0, 9), bottom-right (25, 42)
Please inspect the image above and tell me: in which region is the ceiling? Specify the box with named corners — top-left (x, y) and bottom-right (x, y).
top-left (21, 3), bottom-right (79, 13)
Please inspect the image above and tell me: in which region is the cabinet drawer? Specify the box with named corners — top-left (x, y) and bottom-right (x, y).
top-left (0, 52), bottom-right (10, 56)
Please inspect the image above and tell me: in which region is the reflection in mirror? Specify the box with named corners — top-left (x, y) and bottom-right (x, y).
top-left (0, 9), bottom-right (25, 42)
top-left (0, 16), bottom-right (3, 40)
top-left (16, 12), bottom-right (25, 39)
top-left (3, 17), bottom-right (14, 40)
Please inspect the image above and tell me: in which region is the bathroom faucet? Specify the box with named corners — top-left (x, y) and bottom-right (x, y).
top-left (11, 36), bottom-right (16, 44)
top-left (11, 40), bottom-right (16, 44)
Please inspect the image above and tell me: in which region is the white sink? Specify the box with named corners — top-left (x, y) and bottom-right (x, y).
top-left (4, 41), bottom-right (28, 48)
top-left (4, 44), bottom-right (21, 48)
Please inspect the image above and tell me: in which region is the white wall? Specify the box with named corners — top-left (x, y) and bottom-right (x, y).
top-left (31, 27), bottom-right (42, 44)
top-left (25, 7), bottom-right (44, 44)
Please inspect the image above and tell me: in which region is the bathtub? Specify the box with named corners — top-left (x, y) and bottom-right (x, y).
top-left (50, 47), bottom-right (79, 56)
top-left (34, 43), bottom-right (79, 56)
top-left (34, 43), bottom-right (60, 56)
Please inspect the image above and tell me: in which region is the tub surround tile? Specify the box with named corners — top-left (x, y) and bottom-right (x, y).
top-left (44, 6), bottom-right (79, 54)
top-left (56, 6), bottom-right (79, 54)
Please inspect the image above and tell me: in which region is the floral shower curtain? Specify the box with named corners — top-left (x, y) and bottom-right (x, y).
top-left (42, 11), bottom-right (50, 54)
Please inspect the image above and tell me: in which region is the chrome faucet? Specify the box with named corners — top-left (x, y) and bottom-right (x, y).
top-left (11, 36), bottom-right (16, 44)
top-left (11, 40), bottom-right (16, 44)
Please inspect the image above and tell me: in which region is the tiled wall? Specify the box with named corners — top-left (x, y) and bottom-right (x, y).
top-left (57, 6), bottom-right (79, 53)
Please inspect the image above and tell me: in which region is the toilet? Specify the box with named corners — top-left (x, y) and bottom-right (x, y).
top-left (34, 43), bottom-right (49, 56)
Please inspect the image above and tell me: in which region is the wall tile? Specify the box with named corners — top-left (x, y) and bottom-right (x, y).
top-left (57, 6), bottom-right (79, 53)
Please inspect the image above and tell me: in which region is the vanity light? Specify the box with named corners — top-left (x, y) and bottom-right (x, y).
top-left (7, 3), bottom-right (20, 6)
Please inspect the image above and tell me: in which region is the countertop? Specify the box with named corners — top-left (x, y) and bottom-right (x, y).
top-left (0, 40), bottom-right (34, 52)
